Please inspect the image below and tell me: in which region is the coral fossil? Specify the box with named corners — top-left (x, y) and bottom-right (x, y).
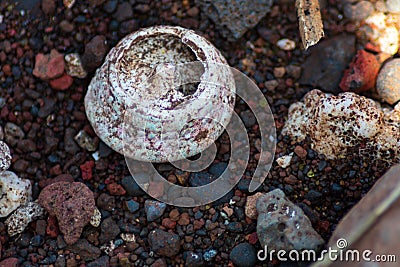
top-left (85, 26), bottom-right (235, 162)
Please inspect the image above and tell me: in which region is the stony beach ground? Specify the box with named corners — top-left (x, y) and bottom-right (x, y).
top-left (0, 0), bottom-right (399, 266)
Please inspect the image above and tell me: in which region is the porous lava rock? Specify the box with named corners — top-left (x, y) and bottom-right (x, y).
top-left (38, 181), bottom-right (95, 245)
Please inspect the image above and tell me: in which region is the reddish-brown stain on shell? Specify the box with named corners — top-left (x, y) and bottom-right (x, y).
top-left (85, 26), bottom-right (236, 162)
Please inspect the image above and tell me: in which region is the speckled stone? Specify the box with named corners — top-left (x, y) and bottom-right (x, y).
top-left (0, 141), bottom-right (11, 172)
top-left (256, 189), bottom-right (324, 252)
top-left (5, 201), bottom-right (44, 236)
top-left (0, 171), bottom-right (32, 217)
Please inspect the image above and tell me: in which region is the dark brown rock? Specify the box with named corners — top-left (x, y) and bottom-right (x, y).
top-left (96, 193), bottom-right (115, 211)
top-left (67, 239), bottom-right (101, 261)
top-left (99, 217), bottom-right (120, 244)
top-left (64, 128), bottom-right (80, 155)
top-left (41, 0), bottom-right (56, 15)
top-left (300, 34), bottom-right (356, 93)
top-left (113, 2), bottom-right (133, 22)
top-left (81, 35), bottom-right (108, 73)
top-left (148, 229), bottom-right (181, 257)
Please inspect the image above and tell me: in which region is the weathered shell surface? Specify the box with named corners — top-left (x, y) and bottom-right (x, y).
top-left (85, 26), bottom-right (235, 162)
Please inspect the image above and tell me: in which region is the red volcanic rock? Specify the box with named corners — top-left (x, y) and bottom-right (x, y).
top-left (107, 183), bottom-right (126, 196)
top-left (38, 181), bottom-right (95, 245)
top-left (33, 49), bottom-right (65, 80)
top-left (46, 215), bottom-right (59, 238)
top-left (49, 72), bottom-right (73, 90)
top-left (80, 161), bottom-right (94, 180)
top-left (340, 49), bottom-right (380, 93)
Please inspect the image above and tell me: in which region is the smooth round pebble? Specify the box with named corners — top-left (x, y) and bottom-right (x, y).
top-left (229, 243), bottom-right (257, 267)
top-left (376, 58), bottom-right (400, 105)
top-left (276, 38), bottom-right (295, 51)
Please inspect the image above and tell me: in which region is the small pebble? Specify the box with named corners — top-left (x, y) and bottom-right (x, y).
top-left (203, 249), bottom-right (217, 261)
top-left (387, 0), bottom-right (400, 12)
top-left (376, 58), bottom-right (400, 105)
top-left (121, 175), bottom-right (145, 196)
top-left (185, 251), bottom-right (203, 267)
top-left (90, 208), bottom-right (101, 227)
top-left (5, 202), bottom-right (44, 236)
top-left (245, 192), bottom-right (263, 220)
top-left (144, 200), bottom-right (167, 222)
top-left (276, 152), bottom-right (293, 168)
top-left (343, 0), bottom-right (374, 21)
top-left (121, 233), bottom-right (135, 243)
top-left (273, 66), bottom-right (285, 78)
top-left (65, 53), bottom-right (87, 78)
top-left (276, 38), bottom-right (296, 51)
top-left (229, 243), bottom-right (257, 267)
top-left (125, 200), bottom-right (140, 213)
top-left (74, 130), bottom-right (97, 151)
top-left (148, 229), bottom-right (180, 257)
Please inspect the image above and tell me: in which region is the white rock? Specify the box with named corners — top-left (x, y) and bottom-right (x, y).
top-left (5, 201), bottom-right (44, 236)
top-left (65, 53), bottom-right (87, 79)
top-left (282, 89), bottom-right (400, 162)
top-left (276, 152), bottom-right (294, 168)
top-left (0, 171), bottom-right (32, 217)
top-left (90, 207), bottom-right (101, 227)
top-left (362, 12), bottom-right (399, 55)
top-left (121, 233), bottom-right (136, 243)
top-left (276, 38), bottom-right (296, 51)
top-left (100, 240), bottom-right (117, 255)
top-left (377, 26), bottom-right (399, 55)
top-left (0, 141), bottom-right (11, 172)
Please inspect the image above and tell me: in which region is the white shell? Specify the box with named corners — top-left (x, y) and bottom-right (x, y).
top-left (85, 26), bottom-right (235, 162)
